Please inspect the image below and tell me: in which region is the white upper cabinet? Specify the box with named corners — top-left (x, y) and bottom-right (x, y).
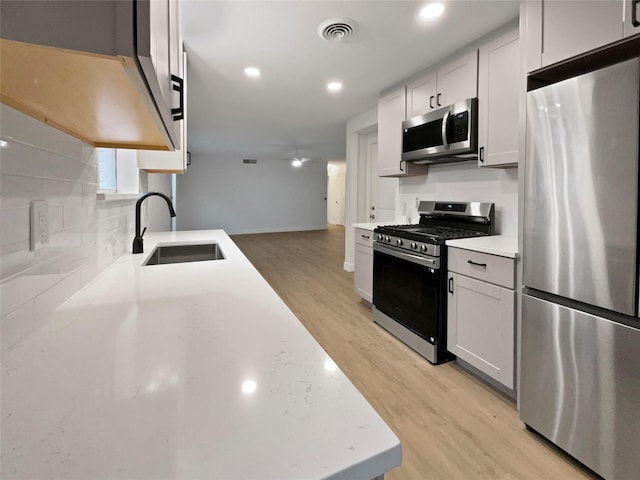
top-left (138, 51), bottom-right (188, 174)
top-left (378, 87), bottom-right (429, 177)
top-left (525, 0), bottom-right (632, 71)
top-left (435, 51), bottom-right (479, 109)
top-left (407, 51), bottom-right (478, 119)
top-left (378, 87), bottom-right (407, 177)
top-left (477, 28), bottom-right (519, 167)
top-left (625, 0), bottom-right (640, 37)
top-left (407, 71), bottom-right (437, 118)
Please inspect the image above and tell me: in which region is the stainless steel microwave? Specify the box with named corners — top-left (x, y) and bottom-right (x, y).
top-left (402, 97), bottom-right (478, 164)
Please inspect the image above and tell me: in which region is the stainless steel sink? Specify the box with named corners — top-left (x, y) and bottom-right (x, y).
top-left (143, 243), bottom-right (225, 266)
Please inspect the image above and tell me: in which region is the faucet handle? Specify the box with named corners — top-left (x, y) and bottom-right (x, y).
top-left (141, 227), bottom-right (147, 238)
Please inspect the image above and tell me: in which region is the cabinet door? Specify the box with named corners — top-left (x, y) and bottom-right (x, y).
top-left (137, 52), bottom-right (188, 173)
top-left (478, 29), bottom-right (519, 167)
top-left (136, 0), bottom-right (180, 149)
top-left (377, 87), bottom-right (406, 177)
top-left (355, 244), bottom-right (373, 302)
top-left (406, 70), bottom-right (437, 118)
top-left (624, 0), bottom-right (640, 37)
top-left (541, 0), bottom-right (623, 67)
top-left (448, 273), bottom-right (515, 389)
top-left (436, 50), bottom-right (478, 108)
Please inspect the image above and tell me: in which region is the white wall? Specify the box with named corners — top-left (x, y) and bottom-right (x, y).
top-left (0, 105), bottom-right (139, 349)
top-left (176, 155), bottom-right (328, 234)
top-left (146, 173), bottom-right (173, 232)
top-left (399, 163), bottom-right (519, 236)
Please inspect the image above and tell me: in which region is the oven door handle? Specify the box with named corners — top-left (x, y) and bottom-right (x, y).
top-left (374, 243), bottom-right (439, 269)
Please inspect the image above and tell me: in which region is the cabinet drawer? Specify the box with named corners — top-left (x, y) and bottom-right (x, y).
top-left (355, 228), bottom-right (374, 248)
top-left (448, 247), bottom-right (514, 288)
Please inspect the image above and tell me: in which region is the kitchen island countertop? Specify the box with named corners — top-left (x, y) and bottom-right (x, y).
top-left (2, 230), bottom-right (401, 480)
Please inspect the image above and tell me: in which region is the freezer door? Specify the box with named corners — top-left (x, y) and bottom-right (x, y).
top-left (524, 59), bottom-right (640, 315)
top-left (520, 294), bottom-right (640, 479)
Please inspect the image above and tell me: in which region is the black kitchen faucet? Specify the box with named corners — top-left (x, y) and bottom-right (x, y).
top-left (132, 192), bottom-right (176, 254)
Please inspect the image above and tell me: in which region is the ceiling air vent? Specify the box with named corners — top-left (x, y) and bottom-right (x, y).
top-left (317, 17), bottom-right (357, 42)
top-left (243, 159), bottom-right (257, 164)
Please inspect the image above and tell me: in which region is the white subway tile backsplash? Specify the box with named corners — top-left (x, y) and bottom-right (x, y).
top-left (0, 208), bottom-right (29, 245)
top-left (1, 105), bottom-right (138, 345)
top-left (0, 104), bottom-right (84, 160)
top-left (1, 272), bottom-right (61, 318)
top-left (1, 174), bottom-right (84, 209)
top-left (399, 162), bottom-right (518, 236)
top-left (0, 139), bottom-right (97, 184)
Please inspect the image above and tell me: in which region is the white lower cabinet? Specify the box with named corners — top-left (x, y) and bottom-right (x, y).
top-left (354, 228), bottom-right (374, 302)
top-left (447, 248), bottom-right (516, 389)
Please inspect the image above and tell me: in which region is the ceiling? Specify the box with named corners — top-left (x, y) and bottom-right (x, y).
top-left (180, 1), bottom-right (519, 163)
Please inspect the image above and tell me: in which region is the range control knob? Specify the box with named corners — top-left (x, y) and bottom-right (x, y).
top-left (420, 245), bottom-right (427, 253)
top-left (396, 239), bottom-right (403, 246)
top-left (377, 234), bottom-right (383, 241)
top-left (410, 242), bottom-right (417, 250)
top-left (385, 236), bottom-right (390, 242)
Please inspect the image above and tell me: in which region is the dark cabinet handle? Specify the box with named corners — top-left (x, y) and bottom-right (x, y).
top-left (361, 234), bottom-right (370, 239)
top-left (479, 146), bottom-right (485, 163)
top-left (429, 95), bottom-right (434, 109)
top-left (467, 260), bottom-right (487, 268)
top-left (399, 160), bottom-right (405, 172)
top-left (171, 74), bottom-right (184, 121)
top-left (448, 277), bottom-right (454, 294)
top-left (633, 0), bottom-right (640, 27)
top-left (437, 93), bottom-right (442, 106)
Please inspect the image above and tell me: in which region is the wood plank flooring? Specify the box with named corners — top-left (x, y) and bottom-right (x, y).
top-left (231, 225), bottom-right (597, 480)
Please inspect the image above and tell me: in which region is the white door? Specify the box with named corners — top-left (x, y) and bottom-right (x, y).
top-left (365, 134), bottom-right (396, 223)
top-left (327, 164), bottom-right (346, 225)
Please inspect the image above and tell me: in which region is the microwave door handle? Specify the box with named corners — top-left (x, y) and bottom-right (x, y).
top-left (441, 109), bottom-right (450, 150)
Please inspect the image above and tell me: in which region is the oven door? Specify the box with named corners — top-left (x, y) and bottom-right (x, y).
top-left (373, 244), bottom-right (443, 344)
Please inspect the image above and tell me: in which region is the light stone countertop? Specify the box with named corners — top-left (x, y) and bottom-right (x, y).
top-left (2, 230), bottom-right (401, 480)
top-left (352, 222), bottom-right (395, 231)
top-left (446, 235), bottom-right (519, 258)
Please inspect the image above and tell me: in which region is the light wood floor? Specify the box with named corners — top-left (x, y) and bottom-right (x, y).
top-left (232, 225), bottom-right (597, 480)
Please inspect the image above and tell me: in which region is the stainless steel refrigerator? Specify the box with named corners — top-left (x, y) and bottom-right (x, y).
top-left (522, 58), bottom-right (640, 479)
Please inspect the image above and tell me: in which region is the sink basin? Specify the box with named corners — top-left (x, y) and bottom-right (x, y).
top-left (144, 243), bottom-right (225, 266)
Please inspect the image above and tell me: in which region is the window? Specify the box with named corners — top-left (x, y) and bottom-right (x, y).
top-left (97, 148), bottom-right (140, 195)
top-left (98, 148), bottom-right (117, 192)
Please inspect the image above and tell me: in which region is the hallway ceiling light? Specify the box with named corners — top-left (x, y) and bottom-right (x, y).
top-left (292, 158), bottom-right (303, 167)
top-left (327, 81), bottom-right (343, 92)
top-left (244, 67), bottom-right (261, 78)
top-left (419, 2), bottom-right (445, 21)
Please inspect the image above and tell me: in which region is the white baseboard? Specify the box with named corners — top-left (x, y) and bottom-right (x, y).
top-left (229, 225), bottom-right (328, 235)
top-left (343, 262), bottom-right (354, 272)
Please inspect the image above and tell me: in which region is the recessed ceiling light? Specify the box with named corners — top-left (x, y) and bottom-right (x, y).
top-left (419, 2), bottom-right (445, 21)
top-left (327, 81), bottom-right (343, 92)
top-left (292, 159), bottom-right (303, 167)
top-left (244, 67), bottom-right (261, 78)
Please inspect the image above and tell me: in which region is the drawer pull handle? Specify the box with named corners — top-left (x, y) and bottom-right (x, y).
top-left (361, 235), bottom-right (370, 239)
top-left (448, 277), bottom-right (454, 294)
top-left (467, 260), bottom-right (487, 268)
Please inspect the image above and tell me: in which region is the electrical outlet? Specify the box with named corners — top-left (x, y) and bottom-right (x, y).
top-left (415, 197), bottom-right (420, 208)
top-left (30, 200), bottom-right (49, 251)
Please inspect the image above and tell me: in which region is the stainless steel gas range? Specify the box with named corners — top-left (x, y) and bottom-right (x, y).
top-left (372, 201), bottom-right (494, 364)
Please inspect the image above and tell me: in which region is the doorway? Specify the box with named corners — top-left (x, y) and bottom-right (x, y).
top-left (327, 161), bottom-right (346, 225)
top-left (360, 133), bottom-right (396, 223)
